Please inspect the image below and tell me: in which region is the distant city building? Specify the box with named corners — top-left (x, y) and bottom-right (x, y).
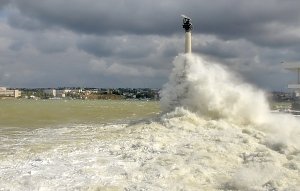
top-left (0, 87), bottom-right (21, 98)
top-left (284, 62), bottom-right (300, 110)
top-left (43, 89), bottom-right (56, 97)
top-left (56, 89), bottom-right (73, 98)
top-left (284, 62), bottom-right (300, 97)
top-left (8, 87), bottom-right (160, 100)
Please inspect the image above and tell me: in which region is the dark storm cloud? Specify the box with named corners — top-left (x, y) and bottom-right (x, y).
top-left (11, 0), bottom-right (179, 35)
top-left (77, 36), bottom-right (113, 57)
top-left (195, 39), bottom-right (241, 59)
top-left (1, 0), bottom-right (300, 89)
top-left (7, 9), bottom-right (47, 31)
top-left (189, 1), bottom-right (300, 48)
top-left (0, 0), bottom-right (9, 8)
top-left (9, 0), bottom-right (300, 48)
top-left (32, 31), bottom-right (74, 54)
top-left (77, 35), bottom-right (164, 59)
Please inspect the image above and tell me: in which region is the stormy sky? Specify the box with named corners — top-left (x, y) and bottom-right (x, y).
top-left (1, 0), bottom-right (300, 90)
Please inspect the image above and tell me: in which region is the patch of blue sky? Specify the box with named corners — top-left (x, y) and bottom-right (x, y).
top-left (0, 10), bottom-right (7, 20)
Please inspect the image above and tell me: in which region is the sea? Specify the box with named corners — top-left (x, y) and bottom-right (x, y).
top-left (1, 54), bottom-right (300, 191)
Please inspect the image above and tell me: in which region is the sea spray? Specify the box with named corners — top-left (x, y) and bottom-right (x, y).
top-left (160, 54), bottom-right (270, 125)
top-left (1, 54), bottom-right (300, 190)
top-left (160, 54), bottom-right (300, 150)
top-left (160, 53), bottom-right (300, 190)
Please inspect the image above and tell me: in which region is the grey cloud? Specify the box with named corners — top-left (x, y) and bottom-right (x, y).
top-left (193, 36), bottom-right (257, 64)
top-left (11, 0), bottom-right (179, 35)
top-left (0, 0), bottom-right (9, 8)
top-left (191, 34), bottom-right (298, 90)
top-left (1, 0), bottom-right (300, 90)
top-left (32, 31), bottom-right (74, 54)
top-left (249, 26), bottom-right (300, 48)
top-left (0, 48), bottom-right (94, 88)
top-left (7, 8), bottom-right (47, 31)
top-left (77, 36), bottom-right (114, 56)
top-left (77, 35), bottom-right (169, 60)
top-left (195, 39), bottom-right (241, 59)
top-left (191, 1), bottom-right (300, 50)
top-left (6, 0), bottom-right (300, 50)
top-left (9, 1), bottom-right (300, 38)
top-left (77, 35), bottom-right (157, 59)
top-left (9, 40), bottom-right (25, 51)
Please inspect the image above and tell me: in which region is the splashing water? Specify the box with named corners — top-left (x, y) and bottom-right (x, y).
top-left (1, 54), bottom-right (300, 190)
top-left (160, 54), bottom-right (270, 124)
top-left (161, 54), bottom-right (300, 149)
top-left (160, 53), bottom-right (300, 190)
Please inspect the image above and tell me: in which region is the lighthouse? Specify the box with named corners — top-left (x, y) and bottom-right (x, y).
top-left (181, 15), bottom-right (193, 54)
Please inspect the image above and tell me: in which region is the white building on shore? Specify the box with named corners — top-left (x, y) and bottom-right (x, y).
top-left (284, 62), bottom-right (300, 97)
top-left (43, 89), bottom-right (74, 98)
top-left (43, 89), bottom-right (56, 97)
top-left (0, 87), bottom-right (21, 98)
top-left (284, 62), bottom-right (300, 110)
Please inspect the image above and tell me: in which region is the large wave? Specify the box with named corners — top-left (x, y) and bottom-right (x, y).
top-left (159, 53), bottom-right (300, 190)
top-left (1, 54), bottom-right (300, 191)
top-left (161, 54), bottom-right (300, 149)
top-left (161, 54), bottom-right (270, 124)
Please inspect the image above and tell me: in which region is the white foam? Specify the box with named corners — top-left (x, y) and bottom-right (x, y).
top-left (160, 54), bottom-right (269, 125)
top-left (161, 54), bottom-right (300, 150)
top-left (1, 54), bottom-right (300, 190)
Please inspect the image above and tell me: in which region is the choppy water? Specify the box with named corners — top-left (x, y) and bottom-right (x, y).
top-left (0, 100), bottom-right (160, 128)
top-left (1, 54), bottom-right (300, 191)
top-left (0, 100), bottom-right (161, 190)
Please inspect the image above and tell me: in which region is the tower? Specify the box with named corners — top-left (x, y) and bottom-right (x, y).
top-left (284, 62), bottom-right (300, 96)
top-left (284, 62), bottom-right (300, 110)
top-left (182, 15), bottom-right (193, 53)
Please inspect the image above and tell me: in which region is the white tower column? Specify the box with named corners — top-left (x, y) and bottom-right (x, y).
top-left (185, 32), bottom-right (192, 53)
top-left (182, 15), bottom-right (193, 54)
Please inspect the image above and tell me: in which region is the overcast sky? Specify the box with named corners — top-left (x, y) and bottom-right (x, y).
top-left (1, 0), bottom-right (300, 90)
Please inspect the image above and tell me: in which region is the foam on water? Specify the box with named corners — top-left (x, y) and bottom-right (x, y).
top-left (161, 54), bottom-right (300, 151)
top-left (161, 54), bottom-right (272, 124)
top-left (1, 54), bottom-right (300, 190)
